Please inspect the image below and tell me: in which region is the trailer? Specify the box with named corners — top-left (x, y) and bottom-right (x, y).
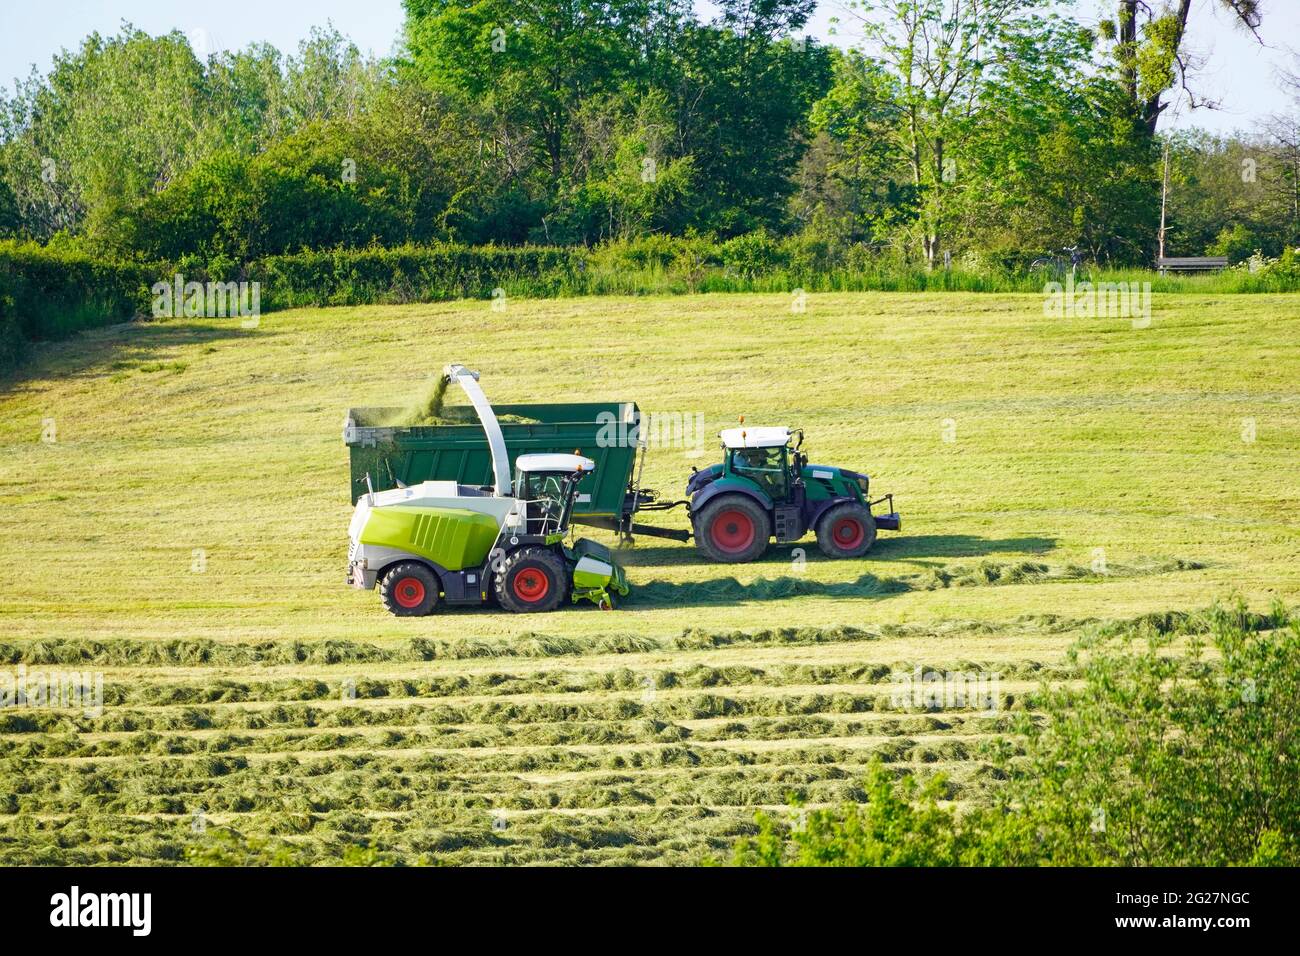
top-left (344, 399), bottom-right (690, 542)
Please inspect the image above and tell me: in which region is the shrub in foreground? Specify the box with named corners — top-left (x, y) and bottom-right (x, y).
top-left (734, 601), bottom-right (1300, 866)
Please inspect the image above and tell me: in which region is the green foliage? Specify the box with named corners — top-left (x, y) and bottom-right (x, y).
top-left (185, 827), bottom-right (304, 866)
top-left (0, 241), bottom-right (155, 342)
top-left (1209, 224), bottom-right (1259, 263)
top-left (114, 79), bottom-right (490, 260)
top-left (1247, 246), bottom-right (1300, 282)
top-left (1022, 600), bottom-right (1300, 866)
top-left (734, 764), bottom-right (970, 866)
top-left (0, 25), bottom-right (382, 250)
top-left (953, 20), bottom-right (1158, 263)
top-left (718, 230), bottom-right (788, 278)
top-left (0, 267), bottom-right (22, 374)
top-left (735, 602), bottom-right (1300, 866)
top-left (244, 243), bottom-right (583, 308)
top-left (2, 9), bottom-right (1295, 270)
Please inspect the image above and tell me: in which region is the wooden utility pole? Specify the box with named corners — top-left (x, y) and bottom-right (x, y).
top-left (1158, 139), bottom-right (1172, 263)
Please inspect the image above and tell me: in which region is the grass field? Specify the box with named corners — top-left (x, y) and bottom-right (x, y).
top-left (1, 291), bottom-right (1297, 864)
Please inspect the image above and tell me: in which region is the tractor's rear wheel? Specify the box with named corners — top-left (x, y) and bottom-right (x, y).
top-left (379, 562), bottom-right (440, 616)
top-left (694, 495), bottom-right (771, 563)
top-left (816, 503), bottom-right (877, 558)
top-left (495, 547), bottom-right (569, 613)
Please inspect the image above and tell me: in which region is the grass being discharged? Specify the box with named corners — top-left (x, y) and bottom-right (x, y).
top-left (0, 290), bottom-right (1296, 864)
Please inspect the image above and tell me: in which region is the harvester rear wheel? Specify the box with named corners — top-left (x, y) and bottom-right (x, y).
top-left (816, 503), bottom-right (877, 558)
top-left (694, 495), bottom-right (771, 563)
top-left (379, 562), bottom-right (440, 616)
top-left (495, 547), bottom-right (569, 613)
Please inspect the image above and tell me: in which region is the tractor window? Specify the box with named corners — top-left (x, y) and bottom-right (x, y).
top-left (731, 446), bottom-right (789, 500)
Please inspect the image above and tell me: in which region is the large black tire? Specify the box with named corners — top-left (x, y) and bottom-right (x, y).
top-left (379, 562), bottom-right (440, 616)
top-left (694, 495), bottom-right (771, 563)
top-left (494, 547), bottom-right (569, 613)
top-left (815, 502), bottom-right (877, 558)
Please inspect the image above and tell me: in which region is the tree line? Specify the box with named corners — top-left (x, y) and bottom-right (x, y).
top-left (0, 0), bottom-right (1296, 270)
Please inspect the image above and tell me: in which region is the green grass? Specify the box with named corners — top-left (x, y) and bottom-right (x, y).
top-left (0, 291), bottom-right (1297, 864)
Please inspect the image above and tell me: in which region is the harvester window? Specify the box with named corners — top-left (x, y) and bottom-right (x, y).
top-left (521, 472), bottom-right (573, 534)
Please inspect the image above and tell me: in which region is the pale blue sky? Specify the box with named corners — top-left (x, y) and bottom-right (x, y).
top-left (2, 0), bottom-right (1297, 135)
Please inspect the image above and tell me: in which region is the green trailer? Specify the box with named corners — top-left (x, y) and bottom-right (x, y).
top-left (344, 400), bottom-right (684, 538)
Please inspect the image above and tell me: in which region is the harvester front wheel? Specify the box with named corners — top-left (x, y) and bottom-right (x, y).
top-left (694, 495), bottom-right (771, 563)
top-left (495, 548), bottom-right (568, 613)
top-left (816, 503), bottom-right (877, 558)
top-left (379, 562), bottom-right (440, 616)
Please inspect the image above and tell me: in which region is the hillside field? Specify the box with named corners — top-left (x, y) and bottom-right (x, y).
top-left (0, 291), bottom-right (1297, 864)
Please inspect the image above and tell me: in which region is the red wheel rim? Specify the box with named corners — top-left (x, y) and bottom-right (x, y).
top-left (711, 508), bottom-right (756, 554)
top-left (832, 516), bottom-right (866, 550)
top-left (393, 576), bottom-right (426, 608)
top-left (512, 567), bottom-right (550, 602)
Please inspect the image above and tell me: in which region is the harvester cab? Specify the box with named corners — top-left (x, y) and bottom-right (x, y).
top-left (685, 422), bottom-right (902, 563)
top-left (346, 365), bottom-right (629, 615)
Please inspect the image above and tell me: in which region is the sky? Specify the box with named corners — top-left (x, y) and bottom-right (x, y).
top-left (1, 0), bottom-right (1297, 136)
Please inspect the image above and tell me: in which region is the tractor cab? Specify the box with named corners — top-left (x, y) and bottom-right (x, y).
top-left (513, 453), bottom-right (594, 537)
top-left (719, 426), bottom-right (799, 503)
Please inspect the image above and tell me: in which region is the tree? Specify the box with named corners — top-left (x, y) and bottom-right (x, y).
top-left (837, 0), bottom-right (1070, 266)
top-left (670, 2), bottom-right (831, 235)
top-left (1103, 0), bottom-right (1263, 135)
top-left (115, 79), bottom-right (489, 260)
top-left (954, 21), bottom-right (1158, 264)
top-left (791, 50), bottom-right (911, 248)
top-left (403, 0), bottom-right (652, 183)
top-left (0, 24), bottom-right (385, 250)
top-left (554, 91), bottom-right (696, 242)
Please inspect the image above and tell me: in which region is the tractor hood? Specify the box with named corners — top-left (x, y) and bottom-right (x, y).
top-left (804, 463), bottom-right (864, 480)
top-left (802, 464), bottom-right (870, 498)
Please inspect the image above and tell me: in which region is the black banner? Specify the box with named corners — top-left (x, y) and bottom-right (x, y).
top-left (0, 866), bottom-right (1286, 942)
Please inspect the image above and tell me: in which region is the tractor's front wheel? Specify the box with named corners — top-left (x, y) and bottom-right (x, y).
top-left (816, 503), bottom-right (877, 558)
top-left (379, 562), bottom-right (440, 616)
top-left (495, 547), bottom-right (569, 613)
top-left (694, 495), bottom-right (771, 563)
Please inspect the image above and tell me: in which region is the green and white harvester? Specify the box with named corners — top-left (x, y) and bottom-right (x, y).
top-left (346, 365), bottom-right (629, 615)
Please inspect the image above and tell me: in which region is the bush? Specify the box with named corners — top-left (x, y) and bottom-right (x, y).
top-left (0, 268), bottom-right (23, 374)
top-left (0, 241), bottom-right (157, 342)
top-left (717, 230), bottom-right (789, 278)
top-left (244, 243), bottom-right (586, 309)
top-left (1208, 224), bottom-right (1259, 264)
top-left (734, 601), bottom-right (1300, 866)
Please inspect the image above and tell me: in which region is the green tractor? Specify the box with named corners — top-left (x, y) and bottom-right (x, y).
top-left (346, 366), bottom-right (629, 615)
top-left (686, 424), bottom-right (901, 563)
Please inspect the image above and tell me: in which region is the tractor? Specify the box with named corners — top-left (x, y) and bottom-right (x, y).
top-left (346, 365), bottom-right (629, 615)
top-left (686, 424), bottom-right (901, 563)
